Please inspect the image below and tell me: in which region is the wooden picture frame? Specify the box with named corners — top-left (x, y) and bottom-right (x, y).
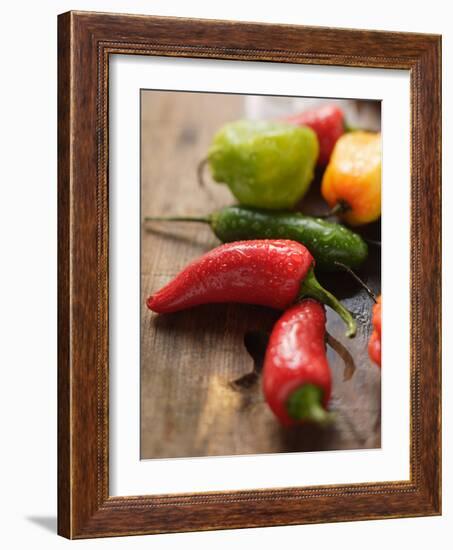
top-left (58, 11), bottom-right (441, 539)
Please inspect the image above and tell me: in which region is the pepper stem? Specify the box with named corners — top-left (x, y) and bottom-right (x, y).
top-left (144, 215), bottom-right (212, 224)
top-left (343, 121), bottom-right (360, 133)
top-left (318, 200), bottom-right (350, 219)
top-left (197, 157), bottom-right (209, 188)
top-left (334, 261), bottom-right (377, 303)
top-left (286, 384), bottom-right (333, 425)
top-left (299, 266), bottom-right (357, 337)
top-left (364, 238), bottom-right (381, 247)
top-left (344, 121), bottom-right (375, 133)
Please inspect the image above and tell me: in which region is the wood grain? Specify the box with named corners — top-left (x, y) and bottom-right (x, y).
top-left (140, 92), bottom-right (381, 459)
top-left (57, 11), bottom-right (71, 536)
top-left (58, 11), bottom-right (441, 539)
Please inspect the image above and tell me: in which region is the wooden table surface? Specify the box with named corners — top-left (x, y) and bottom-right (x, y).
top-left (140, 91), bottom-right (381, 459)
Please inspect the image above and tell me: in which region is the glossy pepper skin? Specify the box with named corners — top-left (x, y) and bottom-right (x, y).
top-left (146, 206), bottom-right (368, 271)
top-left (285, 104), bottom-right (345, 166)
top-left (263, 299), bottom-right (331, 426)
top-left (368, 296), bottom-right (382, 367)
top-left (147, 239), bottom-right (356, 337)
top-left (207, 120), bottom-right (319, 209)
top-left (321, 131), bottom-right (381, 226)
top-left (147, 240), bottom-right (313, 313)
top-left (210, 206), bottom-right (368, 271)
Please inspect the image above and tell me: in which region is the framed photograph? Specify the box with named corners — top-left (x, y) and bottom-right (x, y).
top-left (58, 11), bottom-right (441, 539)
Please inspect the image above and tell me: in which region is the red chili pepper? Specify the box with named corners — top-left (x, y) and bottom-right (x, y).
top-left (284, 104), bottom-right (345, 166)
top-left (368, 295), bottom-right (381, 367)
top-left (263, 299), bottom-right (332, 426)
top-left (147, 240), bottom-right (356, 337)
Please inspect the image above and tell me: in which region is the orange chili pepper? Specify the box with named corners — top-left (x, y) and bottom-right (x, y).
top-left (321, 131), bottom-right (381, 226)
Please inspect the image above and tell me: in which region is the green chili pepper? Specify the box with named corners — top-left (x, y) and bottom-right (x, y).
top-left (145, 206), bottom-right (368, 271)
top-left (205, 120), bottom-right (319, 209)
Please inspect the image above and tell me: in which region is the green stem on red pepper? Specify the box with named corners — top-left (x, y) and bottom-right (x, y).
top-left (299, 266), bottom-right (356, 338)
top-left (286, 385), bottom-right (334, 425)
top-left (147, 240), bottom-right (356, 338)
top-left (263, 299), bottom-right (333, 426)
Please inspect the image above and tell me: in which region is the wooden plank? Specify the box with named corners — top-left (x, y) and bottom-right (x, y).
top-left (140, 91), bottom-right (381, 459)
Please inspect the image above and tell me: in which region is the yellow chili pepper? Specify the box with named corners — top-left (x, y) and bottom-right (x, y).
top-left (321, 131), bottom-right (381, 226)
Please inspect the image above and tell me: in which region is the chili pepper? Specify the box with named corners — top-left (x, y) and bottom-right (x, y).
top-left (284, 104), bottom-right (345, 166)
top-left (263, 299), bottom-right (332, 426)
top-left (368, 295), bottom-right (381, 367)
top-left (205, 120), bottom-right (319, 209)
top-left (146, 206), bottom-right (368, 271)
top-left (147, 240), bottom-right (356, 337)
top-left (321, 131), bottom-right (381, 226)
